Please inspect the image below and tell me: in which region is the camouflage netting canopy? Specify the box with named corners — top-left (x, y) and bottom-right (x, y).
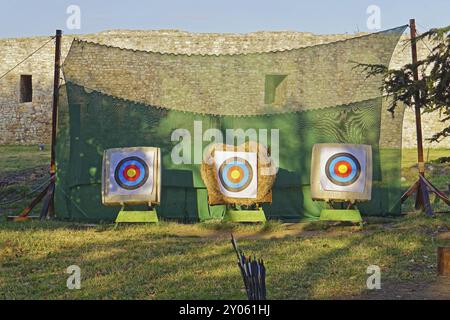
top-left (56, 25), bottom-right (407, 222)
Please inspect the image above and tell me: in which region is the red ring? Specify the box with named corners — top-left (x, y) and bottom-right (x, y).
top-left (122, 164), bottom-right (140, 182)
top-left (333, 161), bottom-right (352, 178)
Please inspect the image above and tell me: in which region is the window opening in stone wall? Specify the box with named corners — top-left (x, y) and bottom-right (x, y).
top-left (20, 74), bottom-right (33, 103)
top-left (264, 74), bottom-right (288, 105)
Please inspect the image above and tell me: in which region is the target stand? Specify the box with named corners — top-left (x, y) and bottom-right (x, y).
top-left (102, 147), bottom-right (162, 225)
top-left (319, 202), bottom-right (362, 224)
top-left (319, 209), bottom-right (362, 223)
top-left (223, 206), bottom-right (267, 223)
top-left (115, 204), bottom-right (158, 224)
top-left (310, 143), bottom-right (372, 226)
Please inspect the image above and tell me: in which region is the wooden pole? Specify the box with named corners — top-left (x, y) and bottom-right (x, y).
top-left (409, 19), bottom-right (425, 177)
top-left (46, 29), bottom-right (62, 218)
top-left (399, 20), bottom-right (450, 214)
top-left (50, 30), bottom-right (62, 175)
top-left (12, 30), bottom-right (62, 220)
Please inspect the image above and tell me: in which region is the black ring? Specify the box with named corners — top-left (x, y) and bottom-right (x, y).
top-left (114, 156), bottom-right (149, 190)
top-left (325, 152), bottom-right (361, 186)
top-left (218, 157), bottom-right (253, 192)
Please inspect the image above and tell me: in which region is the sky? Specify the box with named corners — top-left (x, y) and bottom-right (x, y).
top-left (0, 0), bottom-right (449, 38)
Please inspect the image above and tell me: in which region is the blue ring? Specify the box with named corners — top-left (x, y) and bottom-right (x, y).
top-left (218, 157), bottom-right (253, 192)
top-left (117, 160), bottom-right (146, 187)
top-left (221, 162), bottom-right (250, 189)
top-left (114, 156), bottom-right (149, 190)
top-left (324, 153), bottom-right (361, 186)
top-left (328, 156), bottom-right (357, 183)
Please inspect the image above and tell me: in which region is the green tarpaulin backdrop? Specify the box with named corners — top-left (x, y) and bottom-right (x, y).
top-left (55, 26), bottom-right (407, 222)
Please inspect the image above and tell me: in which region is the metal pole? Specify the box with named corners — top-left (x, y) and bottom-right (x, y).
top-left (409, 19), bottom-right (425, 176)
top-left (50, 30), bottom-right (62, 175)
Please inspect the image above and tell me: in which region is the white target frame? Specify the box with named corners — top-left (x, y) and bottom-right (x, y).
top-left (214, 151), bottom-right (258, 199)
top-left (310, 143), bottom-right (372, 202)
top-left (102, 147), bottom-right (161, 205)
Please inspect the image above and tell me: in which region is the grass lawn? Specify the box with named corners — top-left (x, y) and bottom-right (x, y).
top-left (401, 148), bottom-right (450, 190)
top-left (0, 145), bottom-right (50, 215)
top-left (1, 215), bottom-right (450, 299)
top-left (0, 145), bottom-right (449, 299)
top-left (0, 145), bottom-right (50, 174)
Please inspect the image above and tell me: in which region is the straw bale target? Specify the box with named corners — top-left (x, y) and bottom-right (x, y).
top-left (201, 142), bottom-right (277, 205)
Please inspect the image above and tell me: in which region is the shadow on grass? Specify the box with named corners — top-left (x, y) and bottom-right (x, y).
top-left (0, 215), bottom-right (447, 299)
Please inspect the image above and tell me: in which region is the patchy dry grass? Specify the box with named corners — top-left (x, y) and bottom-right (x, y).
top-left (1, 214), bottom-right (450, 299)
top-left (0, 145), bottom-right (49, 174)
top-left (0, 145), bottom-right (50, 215)
top-left (401, 148), bottom-right (450, 190)
top-left (401, 148), bottom-right (450, 213)
top-left (0, 146), bottom-right (449, 299)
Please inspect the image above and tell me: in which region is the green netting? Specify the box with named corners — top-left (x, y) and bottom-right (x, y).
top-left (55, 26), bottom-right (407, 222)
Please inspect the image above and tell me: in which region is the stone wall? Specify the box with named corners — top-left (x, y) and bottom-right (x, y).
top-left (63, 30), bottom-right (399, 115)
top-left (0, 29), bottom-right (448, 148)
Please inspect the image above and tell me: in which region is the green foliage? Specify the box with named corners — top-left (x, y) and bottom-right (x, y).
top-left (357, 26), bottom-right (450, 143)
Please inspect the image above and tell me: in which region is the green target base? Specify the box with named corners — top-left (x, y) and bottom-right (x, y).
top-left (115, 209), bottom-right (158, 223)
top-left (319, 209), bottom-right (362, 222)
top-left (223, 208), bottom-right (267, 222)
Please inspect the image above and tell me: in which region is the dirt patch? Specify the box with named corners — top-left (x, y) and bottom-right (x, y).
top-left (0, 165), bottom-right (49, 187)
top-left (163, 221), bottom-right (368, 241)
top-left (350, 277), bottom-right (450, 300)
top-left (0, 165), bottom-right (50, 207)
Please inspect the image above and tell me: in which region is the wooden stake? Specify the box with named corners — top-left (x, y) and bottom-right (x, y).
top-left (13, 184), bottom-right (50, 219)
top-left (438, 247), bottom-right (450, 277)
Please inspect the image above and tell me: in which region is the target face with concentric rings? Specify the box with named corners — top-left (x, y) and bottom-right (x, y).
top-left (325, 152), bottom-right (361, 186)
top-left (214, 151), bottom-right (257, 199)
top-left (218, 157), bottom-right (253, 192)
top-left (114, 156), bottom-right (149, 190)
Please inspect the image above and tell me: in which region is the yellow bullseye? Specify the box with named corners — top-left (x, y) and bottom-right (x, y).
top-left (230, 169), bottom-right (241, 180)
top-left (338, 164), bottom-right (348, 174)
top-left (127, 168), bottom-right (137, 178)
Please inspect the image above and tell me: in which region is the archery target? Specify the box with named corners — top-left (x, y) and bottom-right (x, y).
top-left (102, 147), bottom-right (161, 205)
top-left (114, 156), bottom-right (149, 190)
top-left (215, 151), bottom-right (257, 198)
top-left (325, 153), bottom-right (361, 186)
top-left (109, 151), bottom-right (154, 195)
top-left (310, 144), bottom-right (372, 201)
